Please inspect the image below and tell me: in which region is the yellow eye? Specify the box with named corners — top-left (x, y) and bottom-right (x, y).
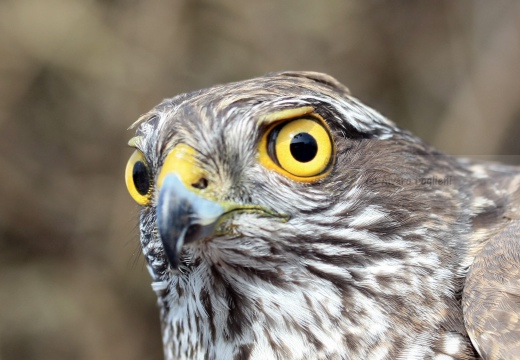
top-left (125, 149), bottom-right (152, 205)
top-left (259, 116), bottom-right (334, 181)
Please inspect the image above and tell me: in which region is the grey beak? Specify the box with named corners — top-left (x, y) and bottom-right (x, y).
top-left (157, 174), bottom-right (225, 268)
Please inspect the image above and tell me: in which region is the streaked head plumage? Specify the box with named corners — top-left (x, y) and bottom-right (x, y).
top-left (123, 71), bottom-right (500, 359)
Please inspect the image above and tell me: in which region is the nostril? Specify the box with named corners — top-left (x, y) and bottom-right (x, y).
top-left (191, 178), bottom-right (209, 190)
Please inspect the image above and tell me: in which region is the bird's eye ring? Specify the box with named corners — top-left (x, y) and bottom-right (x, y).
top-left (125, 149), bottom-right (153, 205)
top-left (259, 115), bottom-right (334, 181)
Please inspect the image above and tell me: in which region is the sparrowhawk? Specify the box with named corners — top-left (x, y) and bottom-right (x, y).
top-left (124, 71), bottom-right (520, 359)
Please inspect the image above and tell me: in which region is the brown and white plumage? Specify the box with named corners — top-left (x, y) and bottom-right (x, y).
top-left (125, 71), bottom-right (520, 359)
top-left (463, 186), bottom-right (520, 359)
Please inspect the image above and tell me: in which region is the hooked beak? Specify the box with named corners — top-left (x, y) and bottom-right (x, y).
top-left (157, 174), bottom-right (226, 269)
top-left (156, 144), bottom-right (285, 269)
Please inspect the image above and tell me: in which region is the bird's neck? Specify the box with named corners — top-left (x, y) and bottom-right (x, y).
top-left (155, 259), bottom-right (461, 360)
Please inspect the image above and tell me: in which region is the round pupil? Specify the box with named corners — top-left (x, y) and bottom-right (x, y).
top-left (290, 132), bottom-right (318, 163)
top-left (133, 161), bottom-right (150, 196)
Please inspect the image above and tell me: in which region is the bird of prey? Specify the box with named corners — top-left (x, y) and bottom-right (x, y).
top-left (124, 71), bottom-right (520, 359)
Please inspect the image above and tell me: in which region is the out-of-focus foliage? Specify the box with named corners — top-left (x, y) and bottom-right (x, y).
top-left (0, 1), bottom-right (519, 359)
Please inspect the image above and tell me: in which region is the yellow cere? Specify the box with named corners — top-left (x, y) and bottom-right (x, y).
top-left (125, 149), bottom-right (152, 205)
top-left (157, 144), bottom-right (207, 191)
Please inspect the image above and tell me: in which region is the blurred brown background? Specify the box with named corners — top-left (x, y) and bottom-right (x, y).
top-left (0, 1), bottom-right (519, 359)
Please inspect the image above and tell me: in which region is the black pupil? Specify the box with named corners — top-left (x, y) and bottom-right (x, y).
top-left (133, 161), bottom-right (150, 195)
top-left (290, 132), bottom-right (318, 162)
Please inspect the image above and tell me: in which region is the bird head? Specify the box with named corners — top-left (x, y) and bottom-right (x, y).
top-left (126, 72), bottom-right (395, 273)
top-left (125, 71), bottom-right (460, 296)
top-left (124, 71), bottom-right (481, 359)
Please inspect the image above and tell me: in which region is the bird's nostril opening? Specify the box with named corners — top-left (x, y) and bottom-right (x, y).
top-left (191, 178), bottom-right (209, 190)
